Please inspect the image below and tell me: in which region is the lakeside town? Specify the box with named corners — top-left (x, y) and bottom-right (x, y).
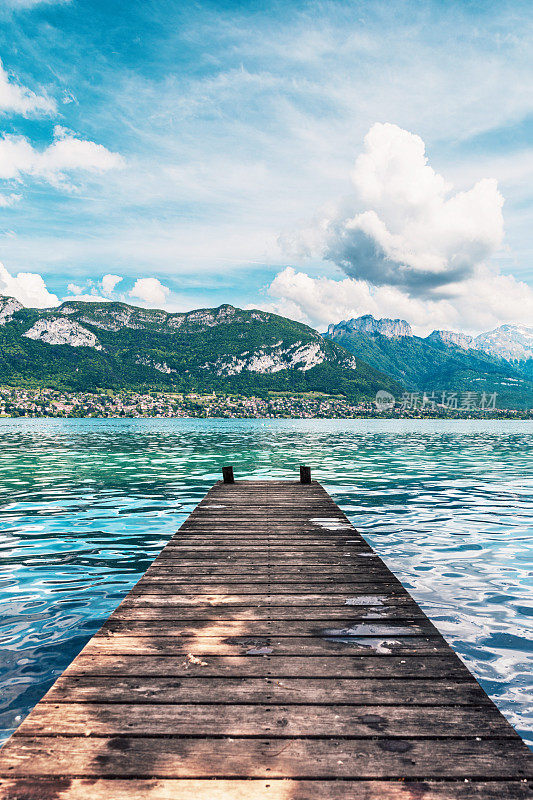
top-left (0, 386), bottom-right (530, 419)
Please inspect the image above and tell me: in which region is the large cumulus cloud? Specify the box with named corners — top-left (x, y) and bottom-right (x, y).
top-left (262, 122), bottom-right (532, 334)
top-left (264, 266), bottom-right (533, 336)
top-left (0, 262), bottom-right (59, 307)
top-left (320, 123), bottom-right (504, 295)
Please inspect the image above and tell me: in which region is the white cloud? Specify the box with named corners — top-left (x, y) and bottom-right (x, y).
top-left (63, 275), bottom-right (123, 301)
top-left (0, 126), bottom-right (124, 186)
top-left (0, 192), bottom-right (21, 207)
top-left (304, 123), bottom-right (505, 295)
top-left (0, 60), bottom-right (55, 117)
top-left (266, 123), bottom-right (533, 337)
top-left (0, 261), bottom-right (59, 307)
top-left (63, 280), bottom-right (112, 303)
top-left (4, 0), bottom-right (72, 8)
top-left (263, 268), bottom-right (371, 328)
top-left (129, 277), bottom-right (171, 307)
top-left (62, 293), bottom-right (109, 303)
top-left (263, 266), bottom-right (533, 337)
top-left (100, 274), bottom-right (123, 295)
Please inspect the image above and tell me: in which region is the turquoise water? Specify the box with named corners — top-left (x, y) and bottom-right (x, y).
top-left (0, 418), bottom-right (532, 747)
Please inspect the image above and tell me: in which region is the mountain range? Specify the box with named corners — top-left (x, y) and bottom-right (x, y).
top-left (0, 296), bottom-right (400, 400)
top-left (0, 294), bottom-right (531, 409)
top-left (325, 315), bottom-right (533, 408)
top-left (327, 314), bottom-right (533, 363)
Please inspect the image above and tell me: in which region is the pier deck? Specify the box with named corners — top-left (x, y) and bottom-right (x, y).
top-left (0, 479), bottom-right (532, 799)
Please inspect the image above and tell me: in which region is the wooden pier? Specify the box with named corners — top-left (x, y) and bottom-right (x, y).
top-left (0, 477), bottom-right (532, 799)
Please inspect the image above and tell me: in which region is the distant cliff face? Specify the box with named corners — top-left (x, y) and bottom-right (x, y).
top-left (427, 326), bottom-right (533, 361)
top-left (203, 341), bottom-right (337, 376)
top-left (0, 296), bottom-right (23, 326)
top-left (328, 314), bottom-right (413, 339)
top-left (23, 318), bottom-right (103, 350)
top-left (427, 330), bottom-right (476, 350)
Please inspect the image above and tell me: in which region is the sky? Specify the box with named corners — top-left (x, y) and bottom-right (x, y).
top-left (0, 0), bottom-right (532, 335)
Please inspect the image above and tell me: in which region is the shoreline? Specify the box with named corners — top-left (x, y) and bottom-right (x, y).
top-left (1, 386), bottom-right (531, 420)
top-left (1, 412), bottom-right (531, 421)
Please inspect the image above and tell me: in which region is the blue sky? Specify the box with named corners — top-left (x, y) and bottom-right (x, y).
top-left (0, 0), bottom-right (531, 334)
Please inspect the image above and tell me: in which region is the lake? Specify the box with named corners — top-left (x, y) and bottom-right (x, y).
top-left (0, 417), bottom-right (532, 747)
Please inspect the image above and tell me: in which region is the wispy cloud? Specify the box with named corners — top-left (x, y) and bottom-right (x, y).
top-left (0, 59), bottom-right (55, 116)
top-left (0, 125), bottom-right (124, 187)
top-left (3, 0), bottom-right (72, 9)
top-left (0, 192), bottom-right (21, 207)
top-left (69, 2), bottom-right (532, 281)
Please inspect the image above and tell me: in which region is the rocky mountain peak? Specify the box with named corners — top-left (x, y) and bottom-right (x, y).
top-left (328, 314), bottom-right (413, 339)
top-left (475, 324), bottom-right (533, 361)
top-left (427, 330), bottom-right (476, 350)
top-left (0, 295), bottom-right (23, 325)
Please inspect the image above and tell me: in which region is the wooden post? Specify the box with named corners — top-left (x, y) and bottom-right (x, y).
top-left (300, 465), bottom-right (311, 484)
top-left (222, 466), bottom-right (235, 484)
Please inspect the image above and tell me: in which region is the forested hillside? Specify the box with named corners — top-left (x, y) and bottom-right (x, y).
top-left (0, 297), bottom-right (401, 401)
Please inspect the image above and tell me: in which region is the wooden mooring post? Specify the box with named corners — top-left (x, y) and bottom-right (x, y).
top-left (0, 475), bottom-right (531, 799)
top-left (222, 465), bottom-right (235, 484)
top-left (299, 464), bottom-right (311, 484)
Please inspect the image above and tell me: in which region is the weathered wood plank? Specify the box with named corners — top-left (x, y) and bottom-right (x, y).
top-left (43, 677), bottom-right (489, 705)
top-left (83, 634), bottom-right (447, 656)
top-left (17, 703), bottom-right (516, 738)
top-left (140, 574), bottom-right (403, 583)
top-left (165, 536), bottom-right (360, 543)
top-left (157, 551), bottom-right (374, 558)
top-left (176, 521), bottom-right (356, 526)
top-left (1, 779), bottom-right (531, 800)
top-left (129, 583), bottom-right (407, 595)
top-left (162, 544), bottom-right (367, 549)
top-left (142, 572), bottom-right (397, 582)
top-left (153, 556), bottom-right (379, 565)
top-left (99, 620), bottom-right (435, 636)
top-left (120, 592), bottom-right (413, 606)
top-left (171, 534), bottom-right (365, 541)
top-left (112, 605), bottom-right (425, 620)
top-left (157, 545), bottom-right (372, 552)
top-left (173, 531), bottom-right (355, 536)
top-left (172, 527), bottom-right (359, 534)
top-left (1, 737), bottom-right (531, 779)
top-left (155, 559), bottom-right (376, 568)
top-left (62, 654), bottom-right (472, 679)
top-left (146, 564), bottom-right (386, 574)
top-left (131, 580), bottom-right (410, 590)
top-left (150, 552), bottom-right (386, 562)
